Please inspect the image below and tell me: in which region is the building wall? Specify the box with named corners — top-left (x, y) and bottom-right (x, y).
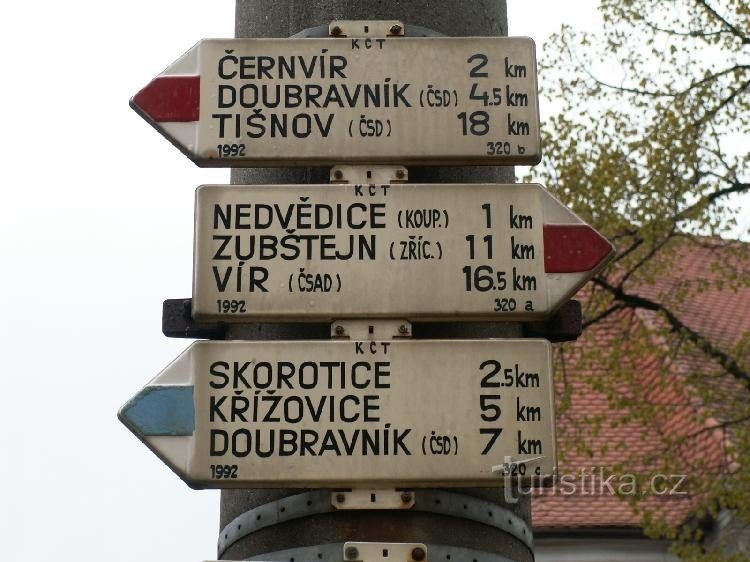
top-left (535, 537), bottom-right (679, 562)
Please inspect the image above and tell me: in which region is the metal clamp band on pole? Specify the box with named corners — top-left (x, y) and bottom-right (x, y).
top-left (415, 490), bottom-right (533, 549)
top-left (242, 543), bottom-right (520, 562)
top-left (218, 490), bottom-right (331, 556)
top-left (217, 490), bottom-right (533, 556)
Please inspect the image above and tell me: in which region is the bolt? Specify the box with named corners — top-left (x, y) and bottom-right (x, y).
top-left (398, 324), bottom-right (408, 334)
top-left (331, 26), bottom-right (342, 36)
top-left (334, 169), bottom-right (344, 180)
top-left (411, 547), bottom-right (426, 562)
top-left (395, 169), bottom-right (405, 179)
top-left (335, 325), bottom-right (345, 336)
top-left (401, 492), bottom-right (412, 503)
top-left (390, 24), bottom-right (403, 35)
top-left (336, 493), bottom-right (346, 503)
top-left (345, 546), bottom-right (359, 560)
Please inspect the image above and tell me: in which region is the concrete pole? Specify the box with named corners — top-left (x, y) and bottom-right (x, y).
top-left (221, 1), bottom-right (532, 561)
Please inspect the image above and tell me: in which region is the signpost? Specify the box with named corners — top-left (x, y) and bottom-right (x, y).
top-left (130, 37), bottom-right (540, 166)
top-left (192, 183), bottom-right (613, 321)
top-left (119, 339), bottom-right (556, 488)
top-left (122, 15), bottom-right (614, 560)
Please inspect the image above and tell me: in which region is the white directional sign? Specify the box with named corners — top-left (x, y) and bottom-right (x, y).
top-left (119, 339), bottom-right (556, 488)
top-left (192, 183), bottom-right (614, 321)
top-left (130, 37), bottom-right (540, 166)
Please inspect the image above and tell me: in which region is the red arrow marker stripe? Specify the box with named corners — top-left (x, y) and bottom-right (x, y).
top-left (131, 75), bottom-right (200, 122)
top-left (543, 224), bottom-right (613, 273)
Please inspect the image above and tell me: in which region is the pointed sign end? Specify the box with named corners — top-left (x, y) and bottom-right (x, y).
top-left (119, 385), bottom-right (195, 437)
top-left (543, 224), bottom-right (614, 273)
top-left (131, 75), bottom-right (200, 123)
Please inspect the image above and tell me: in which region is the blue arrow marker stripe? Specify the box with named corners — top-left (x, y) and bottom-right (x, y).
top-left (122, 385), bottom-right (194, 436)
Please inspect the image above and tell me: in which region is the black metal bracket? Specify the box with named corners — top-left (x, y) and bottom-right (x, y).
top-left (522, 299), bottom-right (582, 343)
top-left (162, 299), bottom-right (226, 339)
top-left (162, 299), bottom-right (582, 342)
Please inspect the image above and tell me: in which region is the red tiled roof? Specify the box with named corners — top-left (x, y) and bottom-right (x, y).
top-left (533, 238), bottom-right (748, 531)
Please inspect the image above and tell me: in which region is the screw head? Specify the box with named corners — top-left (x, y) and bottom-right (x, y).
top-left (401, 492), bottom-right (412, 503)
top-left (334, 169), bottom-right (344, 179)
top-left (398, 324), bottom-right (408, 334)
top-left (411, 547), bottom-right (426, 562)
top-left (395, 169), bottom-right (405, 179)
top-left (331, 26), bottom-right (342, 36)
top-left (390, 24), bottom-right (403, 34)
top-left (345, 546), bottom-right (359, 560)
top-left (335, 325), bottom-right (345, 336)
top-left (336, 493), bottom-right (346, 503)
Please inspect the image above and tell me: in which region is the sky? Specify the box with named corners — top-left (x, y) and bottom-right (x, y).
top-left (0, 1), bottom-right (740, 561)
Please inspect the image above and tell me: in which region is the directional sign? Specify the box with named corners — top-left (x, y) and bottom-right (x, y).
top-left (130, 37), bottom-right (540, 166)
top-left (192, 183), bottom-right (614, 321)
top-left (119, 339), bottom-right (556, 488)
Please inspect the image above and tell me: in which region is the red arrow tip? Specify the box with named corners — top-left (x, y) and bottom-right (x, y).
top-left (131, 75), bottom-right (200, 122)
top-left (543, 224), bottom-right (614, 273)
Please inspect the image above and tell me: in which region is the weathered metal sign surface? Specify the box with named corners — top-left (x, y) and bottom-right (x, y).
top-left (119, 339), bottom-right (556, 488)
top-left (192, 183), bottom-right (614, 321)
top-left (130, 37), bottom-right (540, 166)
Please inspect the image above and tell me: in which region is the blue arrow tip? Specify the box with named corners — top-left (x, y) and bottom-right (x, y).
top-left (119, 385), bottom-right (195, 436)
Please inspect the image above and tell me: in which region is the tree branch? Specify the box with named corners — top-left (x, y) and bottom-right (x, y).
top-left (695, 0), bottom-right (750, 44)
top-left (683, 414), bottom-right (750, 440)
top-left (592, 277), bottom-right (750, 389)
top-left (618, 229), bottom-right (676, 287)
top-left (614, 235), bottom-right (645, 264)
top-left (610, 227), bottom-right (641, 242)
top-left (705, 181), bottom-right (750, 205)
top-left (675, 180), bottom-right (750, 222)
top-left (694, 79), bottom-right (750, 127)
top-left (582, 303), bottom-right (626, 329)
top-left (582, 64), bottom-right (749, 99)
top-left (642, 17), bottom-right (725, 39)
